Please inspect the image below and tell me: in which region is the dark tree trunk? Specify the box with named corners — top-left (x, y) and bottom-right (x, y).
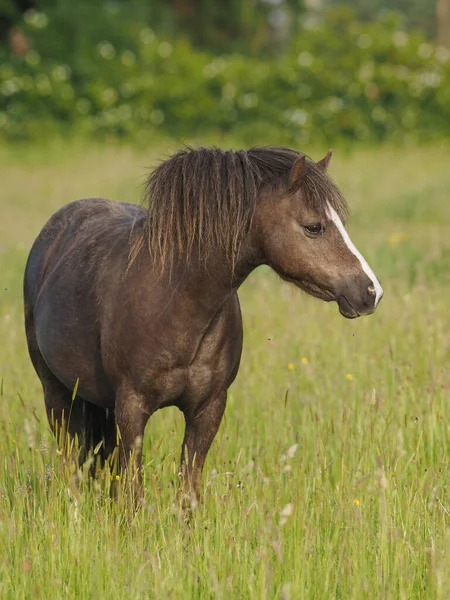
top-left (0, 0), bottom-right (35, 53)
top-left (437, 0), bottom-right (450, 47)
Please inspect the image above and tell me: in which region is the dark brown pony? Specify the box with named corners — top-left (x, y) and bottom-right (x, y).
top-left (24, 146), bottom-right (383, 503)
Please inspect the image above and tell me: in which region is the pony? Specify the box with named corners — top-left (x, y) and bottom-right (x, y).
top-left (23, 146), bottom-right (383, 503)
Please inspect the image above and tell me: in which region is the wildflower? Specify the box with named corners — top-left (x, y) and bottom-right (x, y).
top-left (286, 443), bottom-right (298, 459)
top-left (301, 357), bottom-right (309, 365)
top-left (280, 503), bottom-right (294, 525)
top-left (115, 475), bottom-right (120, 481)
top-left (345, 373), bottom-right (354, 381)
top-left (241, 460), bottom-right (254, 475)
top-left (389, 232), bottom-right (408, 247)
top-left (353, 498), bottom-right (360, 506)
top-left (287, 363), bottom-right (294, 371)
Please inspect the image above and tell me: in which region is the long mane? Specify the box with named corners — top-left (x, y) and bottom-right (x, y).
top-left (137, 146), bottom-right (348, 272)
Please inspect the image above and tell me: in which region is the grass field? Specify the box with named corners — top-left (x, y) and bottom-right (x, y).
top-left (0, 140), bottom-right (449, 599)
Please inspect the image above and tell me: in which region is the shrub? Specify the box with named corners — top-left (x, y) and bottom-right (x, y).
top-left (0, 8), bottom-right (449, 144)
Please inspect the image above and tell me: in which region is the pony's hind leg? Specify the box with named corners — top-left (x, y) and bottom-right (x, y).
top-left (42, 370), bottom-right (117, 473)
top-left (25, 311), bottom-right (84, 454)
top-left (42, 374), bottom-right (117, 473)
top-left (43, 376), bottom-right (85, 459)
top-left (81, 403), bottom-right (117, 474)
top-left (179, 391), bottom-right (227, 505)
top-left (25, 308), bottom-right (117, 471)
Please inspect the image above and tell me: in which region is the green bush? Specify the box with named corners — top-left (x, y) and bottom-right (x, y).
top-left (1, 8), bottom-right (449, 143)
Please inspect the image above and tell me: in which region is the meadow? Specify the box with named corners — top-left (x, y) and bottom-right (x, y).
top-left (0, 140), bottom-right (449, 599)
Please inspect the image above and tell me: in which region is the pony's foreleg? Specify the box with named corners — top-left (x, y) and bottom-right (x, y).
top-left (179, 391), bottom-right (227, 506)
top-left (114, 385), bottom-right (150, 505)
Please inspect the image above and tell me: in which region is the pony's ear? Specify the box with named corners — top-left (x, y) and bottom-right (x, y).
top-left (317, 149), bottom-right (332, 172)
top-left (288, 154), bottom-right (307, 192)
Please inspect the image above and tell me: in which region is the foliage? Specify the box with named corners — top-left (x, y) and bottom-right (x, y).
top-left (326, 0), bottom-right (437, 39)
top-left (157, 0), bottom-right (306, 54)
top-left (1, 142), bottom-right (450, 598)
top-left (0, 0), bottom-right (305, 54)
top-left (0, 7), bottom-right (449, 143)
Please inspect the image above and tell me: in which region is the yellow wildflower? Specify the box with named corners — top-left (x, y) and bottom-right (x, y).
top-left (301, 357), bottom-right (309, 365)
top-left (115, 475), bottom-right (120, 481)
top-left (353, 499), bottom-right (360, 506)
top-left (345, 373), bottom-right (354, 381)
top-left (389, 232), bottom-right (408, 247)
top-left (287, 363), bottom-right (294, 371)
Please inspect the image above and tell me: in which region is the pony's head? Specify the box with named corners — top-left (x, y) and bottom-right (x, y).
top-left (141, 145), bottom-right (383, 317)
top-left (250, 149), bottom-right (383, 318)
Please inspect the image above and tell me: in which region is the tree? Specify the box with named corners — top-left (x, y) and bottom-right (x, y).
top-left (437, 0), bottom-right (450, 47)
top-left (166, 0), bottom-right (305, 54)
top-left (326, 0), bottom-right (436, 38)
top-left (0, 0), bottom-right (35, 46)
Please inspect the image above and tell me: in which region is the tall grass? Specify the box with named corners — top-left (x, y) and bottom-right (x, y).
top-left (0, 141), bottom-right (449, 599)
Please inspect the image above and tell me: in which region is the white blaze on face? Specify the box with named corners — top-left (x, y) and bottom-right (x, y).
top-left (326, 203), bottom-right (383, 305)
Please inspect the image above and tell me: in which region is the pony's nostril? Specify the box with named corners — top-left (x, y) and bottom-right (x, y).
top-left (367, 285), bottom-right (376, 297)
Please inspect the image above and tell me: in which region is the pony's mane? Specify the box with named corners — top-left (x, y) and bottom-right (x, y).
top-left (137, 146), bottom-right (347, 272)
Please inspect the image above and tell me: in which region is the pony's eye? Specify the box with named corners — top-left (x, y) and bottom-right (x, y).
top-left (303, 223), bottom-right (323, 237)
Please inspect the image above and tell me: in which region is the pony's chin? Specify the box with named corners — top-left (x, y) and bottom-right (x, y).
top-left (295, 280), bottom-right (334, 302)
top-left (337, 296), bottom-right (360, 319)
top-left (286, 276), bottom-right (361, 318)
top-left (277, 271), bottom-right (334, 302)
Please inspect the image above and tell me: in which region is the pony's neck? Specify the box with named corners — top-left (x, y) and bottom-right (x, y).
top-left (166, 240), bottom-right (261, 317)
top-left (198, 243), bottom-right (259, 295)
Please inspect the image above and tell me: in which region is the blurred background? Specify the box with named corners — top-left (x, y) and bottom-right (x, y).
top-left (0, 0), bottom-right (449, 146)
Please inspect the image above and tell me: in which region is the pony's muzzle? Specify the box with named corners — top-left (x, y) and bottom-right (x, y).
top-left (335, 277), bottom-right (383, 319)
